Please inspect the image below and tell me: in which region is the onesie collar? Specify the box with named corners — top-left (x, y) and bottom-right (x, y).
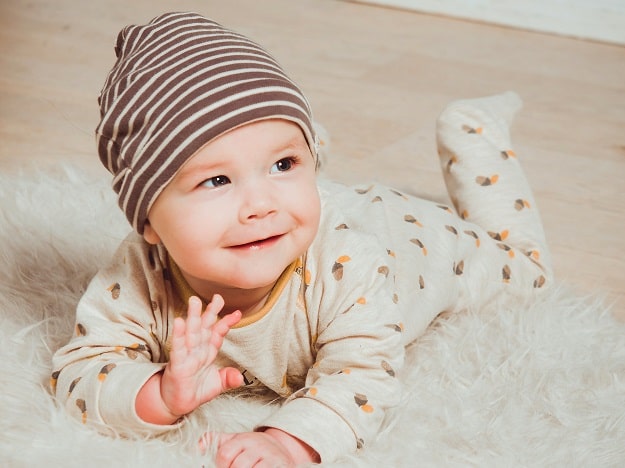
top-left (167, 256), bottom-right (299, 328)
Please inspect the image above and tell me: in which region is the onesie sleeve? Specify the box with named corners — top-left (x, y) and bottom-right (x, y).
top-left (50, 233), bottom-right (179, 436)
top-left (258, 228), bottom-right (405, 462)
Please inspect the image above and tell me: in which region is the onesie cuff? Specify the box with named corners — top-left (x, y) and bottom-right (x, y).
top-left (257, 397), bottom-right (356, 463)
top-left (98, 361), bottom-right (182, 435)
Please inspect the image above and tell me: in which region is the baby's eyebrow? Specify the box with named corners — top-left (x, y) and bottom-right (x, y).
top-left (274, 137), bottom-right (309, 153)
top-left (175, 160), bottom-right (222, 184)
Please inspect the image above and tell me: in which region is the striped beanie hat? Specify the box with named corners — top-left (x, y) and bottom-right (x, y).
top-left (96, 12), bottom-right (317, 233)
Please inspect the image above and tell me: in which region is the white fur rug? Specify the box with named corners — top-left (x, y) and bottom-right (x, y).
top-left (2, 166), bottom-right (625, 467)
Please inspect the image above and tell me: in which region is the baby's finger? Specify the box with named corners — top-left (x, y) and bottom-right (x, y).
top-left (213, 310), bottom-right (242, 337)
top-left (198, 432), bottom-right (235, 453)
top-left (208, 294), bottom-right (225, 313)
top-left (168, 316), bottom-right (187, 366)
top-left (185, 296), bottom-right (204, 349)
top-left (198, 432), bottom-right (211, 453)
top-left (200, 294), bottom-right (225, 329)
top-left (205, 311), bottom-right (242, 356)
top-left (187, 295), bottom-right (203, 317)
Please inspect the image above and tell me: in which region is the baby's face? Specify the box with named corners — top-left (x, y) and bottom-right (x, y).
top-left (143, 119), bottom-right (320, 296)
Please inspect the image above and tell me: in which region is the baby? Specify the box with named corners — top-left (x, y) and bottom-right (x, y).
top-left (51, 11), bottom-right (552, 466)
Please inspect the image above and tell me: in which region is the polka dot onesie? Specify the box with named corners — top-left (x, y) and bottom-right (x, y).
top-left (51, 92), bottom-right (552, 463)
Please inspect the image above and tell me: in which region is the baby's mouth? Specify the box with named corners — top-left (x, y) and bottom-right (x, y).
top-left (230, 234), bottom-right (283, 251)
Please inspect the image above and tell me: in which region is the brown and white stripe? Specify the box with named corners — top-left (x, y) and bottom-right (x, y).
top-left (95, 12), bottom-right (317, 233)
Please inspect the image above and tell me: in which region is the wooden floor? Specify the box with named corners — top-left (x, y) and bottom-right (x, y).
top-left (1, 0), bottom-right (624, 318)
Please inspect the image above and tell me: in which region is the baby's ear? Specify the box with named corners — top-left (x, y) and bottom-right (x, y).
top-left (313, 121), bottom-right (330, 172)
top-left (142, 221), bottom-right (161, 245)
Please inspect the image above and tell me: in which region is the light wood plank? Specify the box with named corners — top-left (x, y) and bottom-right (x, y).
top-left (1, 0), bottom-right (623, 318)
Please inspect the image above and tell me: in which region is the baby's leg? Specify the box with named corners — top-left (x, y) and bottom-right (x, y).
top-left (436, 92), bottom-right (552, 302)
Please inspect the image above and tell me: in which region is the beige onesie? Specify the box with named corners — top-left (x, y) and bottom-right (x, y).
top-left (52, 92), bottom-right (551, 463)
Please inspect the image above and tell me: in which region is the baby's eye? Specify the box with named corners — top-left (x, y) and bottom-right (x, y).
top-left (270, 157), bottom-right (296, 173)
top-left (200, 175), bottom-right (230, 188)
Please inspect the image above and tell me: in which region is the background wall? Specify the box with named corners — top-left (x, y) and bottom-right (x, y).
top-left (351, 0), bottom-right (625, 45)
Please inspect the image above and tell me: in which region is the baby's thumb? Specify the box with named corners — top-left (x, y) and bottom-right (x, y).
top-left (219, 367), bottom-right (244, 392)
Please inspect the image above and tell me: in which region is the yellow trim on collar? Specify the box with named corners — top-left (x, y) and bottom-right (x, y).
top-left (167, 256), bottom-right (299, 328)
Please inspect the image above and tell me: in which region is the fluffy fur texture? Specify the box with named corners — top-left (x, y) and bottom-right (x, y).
top-left (1, 166), bottom-right (624, 467)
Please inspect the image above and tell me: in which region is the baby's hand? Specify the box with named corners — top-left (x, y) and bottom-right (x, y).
top-left (205, 429), bottom-right (319, 467)
top-left (161, 295), bottom-right (243, 417)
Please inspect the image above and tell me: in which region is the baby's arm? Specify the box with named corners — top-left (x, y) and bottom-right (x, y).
top-left (136, 295), bottom-right (243, 425)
